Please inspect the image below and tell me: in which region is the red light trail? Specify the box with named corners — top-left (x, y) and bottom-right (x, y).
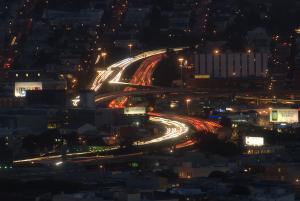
top-left (109, 54), bottom-right (164, 108)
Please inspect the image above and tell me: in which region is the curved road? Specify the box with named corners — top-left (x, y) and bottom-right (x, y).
top-left (109, 54), bottom-right (165, 108)
top-left (14, 114), bottom-right (190, 164)
top-left (14, 48), bottom-right (222, 166)
top-left (91, 48), bottom-right (183, 92)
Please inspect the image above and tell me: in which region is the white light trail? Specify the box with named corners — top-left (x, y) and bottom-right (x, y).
top-left (135, 116), bottom-right (189, 145)
top-left (91, 48), bottom-right (185, 92)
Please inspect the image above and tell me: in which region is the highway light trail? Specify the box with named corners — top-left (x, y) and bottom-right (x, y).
top-left (13, 113), bottom-right (213, 164)
top-left (108, 49), bottom-right (176, 84)
top-left (129, 54), bottom-right (164, 86)
top-left (175, 139), bottom-right (196, 149)
top-left (13, 146), bottom-right (119, 164)
top-left (91, 58), bottom-right (134, 91)
top-left (16, 48), bottom-right (192, 165)
top-left (135, 116), bottom-right (189, 145)
top-left (148, 112), bottom-right (221, 133)
top-left (13, 114), bottom-right (188, 164)
top-left (13, 114), bottom-right (191, 164)
top-left (95, 88), bottom-right (191, 103)
top-left (91, 49), bottom-right (170, 92)
top-left (91, 48), bottom-right (184, 92)
top-left (109, 54), bottom-right (164, 108)
top-left (91, 70), bottom-right (114, 92)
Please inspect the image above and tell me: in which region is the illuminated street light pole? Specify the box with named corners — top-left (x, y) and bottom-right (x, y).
top-left (213, 49), bottom-right (220, 55)
top-left (101, 52), bottom-right (107, 67)
top-left (186, 98), bottom-right (191, 115)
top-left (128, 43), bottom-right (133, 57)
top-left (178, 57), bottom-right (184, 88)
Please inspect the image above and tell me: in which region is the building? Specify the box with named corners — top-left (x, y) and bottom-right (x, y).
top-left (194, 52), bottom-right (269, 78)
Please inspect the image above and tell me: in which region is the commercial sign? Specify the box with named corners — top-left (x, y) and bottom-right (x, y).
top-left (124, 107), bottom-right (146, 115)
top-left (15, 82), bottom-right (42, 97)
top-left (194, 74), bottom-right (210, 79)
top-left (270, 109), bottom-right (299, 123)
top-left (245, 136), bottom-right (264, 147)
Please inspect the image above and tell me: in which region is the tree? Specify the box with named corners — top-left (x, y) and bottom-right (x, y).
top-left (209, 171), bottom-right (228, 181)
top-left (22, 135), bottom-right (39, 153)
top-left (229, 184), bottom-right (251, 196)
top-left (0, 146), bottom-right (13, 166)
top-left (152, 55), bottom-right (179, 87)
top-left (196, 134), bottom-right (241, 156)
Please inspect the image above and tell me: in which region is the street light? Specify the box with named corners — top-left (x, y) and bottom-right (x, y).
top-left (178, 57), bottom-right (184, 88)
top-left (128, 43), bottom-right (133, 57)
top-left (213, 49), bottom-right (220, 55)
top-left (101, 52), bottom-right (107, 67)
top-left (186, 98), bottom-right (192, 115)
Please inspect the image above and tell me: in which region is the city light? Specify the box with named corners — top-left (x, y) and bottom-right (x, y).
top-left (178, 57), bottom-right (184, 63)
top-left (128, 43), bottom-right (133, 57)
top-left (101, 52), bottom-right (107, 57)
top-left (72, 96), bottom-right (80, 107)
top-left (55, 161), bottom-right (63, 166)
top-left (178, 57), bottom-right (185, 88)
top-left (213, 49), bottom-right (220, 54)
top-left (3, 1), bottom-right (300, 197)
top-left (101, 52), bottom-right (107, 66)
top-left (135, 116), bottom-right (189, 145)
top-left (186, 98), bottom-right (192, 115)
top-left (245, 136), bottom-right (264, 147)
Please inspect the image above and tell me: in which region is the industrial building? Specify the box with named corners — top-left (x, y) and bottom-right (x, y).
top-left (194, 52), bottom-right (269, 78)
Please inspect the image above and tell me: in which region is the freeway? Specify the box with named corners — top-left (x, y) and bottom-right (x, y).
top-left (128, 54), bottom-right (164, 86)
top-left (135, 116), bottom-right (189, 145)
top-left (95, 88), bottom-right (193, 103)
top-left (13, 146), bottom-right (120, 164)
top-left (13, 111), bottom-right (221, 165)
top-left (13, 114), bottom-right (191, 165)
top-left (91, 48), bottom-right (183, 92)
top-left (109, 54), bottom-right (165, 108)
top-left (148, 112), bottom-right (222, 133)
top-left (15, 48), bottom-right (222, 166)
top-left (94, 49), bottom-right (221, 149)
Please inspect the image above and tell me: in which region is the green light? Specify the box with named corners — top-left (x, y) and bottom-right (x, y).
top-left (130, 162), bottom-right (139, 168)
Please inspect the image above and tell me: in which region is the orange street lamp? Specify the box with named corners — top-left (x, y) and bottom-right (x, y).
top-left (178, 57), bottom-right (184, 88)
top-left (101, 52), bottom-right (107, 66)
top-left (213, 49), bottom-right (220, 55)
top-left (186, 98), bottom-right (192, 115)
top-left (128, 43), bottom-right (133, 57)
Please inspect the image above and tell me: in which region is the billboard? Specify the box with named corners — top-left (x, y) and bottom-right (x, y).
top-left (15, 82), bottom-right (42, 97)
top-left (245, 136), bottom-right (264, 147)
top-left (270, 109), bottom-right (299, 123)
top-left (124, 107), bottom-right (146, 115)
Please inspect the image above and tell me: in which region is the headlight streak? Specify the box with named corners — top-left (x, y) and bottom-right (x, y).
top-left (91, 48), bottom-right (184, 92)
top-left (13, 146), bottom-right (119, 164)
top-left (148, 112), bottom-right (221, 133)
top-left (135, 116), bottom-right (189, 145)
